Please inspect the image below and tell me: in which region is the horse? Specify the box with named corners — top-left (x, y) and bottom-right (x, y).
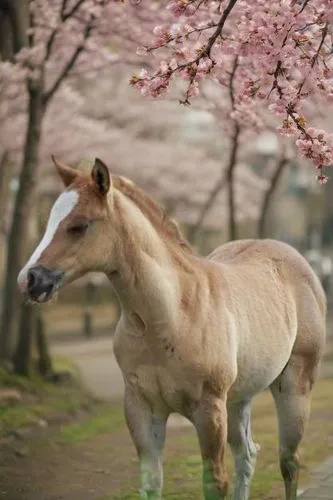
top-left (17, 157), bottom-right (326, 500)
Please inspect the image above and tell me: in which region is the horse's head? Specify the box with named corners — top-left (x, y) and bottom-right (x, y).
top-left (18, 157), bottom-right (113, 303)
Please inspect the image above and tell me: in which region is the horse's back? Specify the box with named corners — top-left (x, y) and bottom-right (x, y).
top-left (209, 238), bottom-right (326, 317)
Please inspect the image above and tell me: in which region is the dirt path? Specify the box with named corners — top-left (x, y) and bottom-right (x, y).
top-left (52, 338), bottom-right (124, 400)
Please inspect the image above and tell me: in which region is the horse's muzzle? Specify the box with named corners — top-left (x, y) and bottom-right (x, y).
top-left (26, 265), bottom-right (64, 302)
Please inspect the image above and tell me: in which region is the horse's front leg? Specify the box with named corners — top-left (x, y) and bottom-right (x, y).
top-left (192, 393), bottom-right (229, 500)
top-left (124, 387), bottom-right (168, 500)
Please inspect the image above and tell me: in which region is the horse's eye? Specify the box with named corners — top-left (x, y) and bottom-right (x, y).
top-left (67, 221), bottom-right (89, 235)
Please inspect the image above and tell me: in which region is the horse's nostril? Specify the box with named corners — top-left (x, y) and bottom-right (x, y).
top-left (27, 269), bottom-right (37, 291)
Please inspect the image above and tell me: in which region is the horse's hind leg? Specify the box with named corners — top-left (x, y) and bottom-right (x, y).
top-left (227, 399), bottom-right (259, 500)
top-left (270, 353), bottom-right (319, 500)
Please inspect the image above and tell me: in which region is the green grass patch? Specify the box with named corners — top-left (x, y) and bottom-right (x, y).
top-left (60, 402), bottom-right (124, 444)
top-left (0, 357), bottom-right (93, 437)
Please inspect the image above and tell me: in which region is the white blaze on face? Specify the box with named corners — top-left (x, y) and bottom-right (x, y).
top-left (17, 190), bottom-right (79, 291)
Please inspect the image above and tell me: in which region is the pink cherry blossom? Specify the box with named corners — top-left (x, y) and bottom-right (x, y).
top-left (131, 0), bottom-right (333, 179)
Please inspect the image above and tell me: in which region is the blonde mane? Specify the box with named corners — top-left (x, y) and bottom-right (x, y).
top-left (113, 176), bottom-right (193, 254)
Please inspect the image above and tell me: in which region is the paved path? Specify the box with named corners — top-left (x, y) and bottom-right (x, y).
top-left (299, 456), bottom-right (333, 499)
top-left (52, 337), bottom-right (124, 400)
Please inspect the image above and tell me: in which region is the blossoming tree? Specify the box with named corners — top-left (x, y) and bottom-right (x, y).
top-left (131, 0), bottom-right (333, 184)
top-left (0, 0), bottom-right (153, 362)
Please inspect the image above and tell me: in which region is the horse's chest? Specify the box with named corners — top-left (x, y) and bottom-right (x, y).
top-left (113, 327), bottom-right (203, 412)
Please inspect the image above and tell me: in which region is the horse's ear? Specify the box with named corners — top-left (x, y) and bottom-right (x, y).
top-left (91, 158), bottom-right (111, 196)
top-left (52, 155), bottom-right (78, 187)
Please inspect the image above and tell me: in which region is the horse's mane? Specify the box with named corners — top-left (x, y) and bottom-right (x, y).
top-left (113, 176), bottom-right (193, 254)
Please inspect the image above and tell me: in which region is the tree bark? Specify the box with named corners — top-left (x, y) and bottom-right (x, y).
top-left (258, 157), bottom-right (288, 239)
top-left (187, 123), bottom-right (240, 245)
top-left (12, 302), bottom-right (36, 376)
top-left (0, 86), bottom-right (45, 361)
top-left (35, 312), bottom-right (53, 377)
top-left (226, 124), bottom-right (240, 241)
top-left (187, 172), bottom-right (227, 244)
top-left (0, 151), bottom-right (12, 237)
top-left (0, 5), bottom-right (14, 59)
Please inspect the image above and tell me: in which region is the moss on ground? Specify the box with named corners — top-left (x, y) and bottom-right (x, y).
top-left (60, 402), bottom-right (124, 444)
top-left (0, 356), bottom-right (94, 437)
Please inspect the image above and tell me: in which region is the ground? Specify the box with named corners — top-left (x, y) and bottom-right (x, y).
top-left (0, 333), bottom-right (333, 500)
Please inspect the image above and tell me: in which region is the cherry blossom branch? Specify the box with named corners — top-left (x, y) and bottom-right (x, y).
top-left (44, 0), bottom-right (68, 62)
top-left (287, 109), bottom-right (313, 140)
top-left (62, 0), bottom-right (87, 22)
top-left (268, 26), bottom-right (293, 99)
top-left (43, 15), bottom-right (94, 105)
top-left (132, 0), bottom-right (239, 102)
top-left (299, 0), bottom-right (312, 14)
top-left (203, 0), bottom-right (238, 58)
top-left (143, 22), bottom-right (219, 54)
top-left (296, 21), bottom-right (328, 98)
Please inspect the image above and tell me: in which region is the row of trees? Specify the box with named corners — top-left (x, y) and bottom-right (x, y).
top-left (0, 0), bottom-right (332, 375)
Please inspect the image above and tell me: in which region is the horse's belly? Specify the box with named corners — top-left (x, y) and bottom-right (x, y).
top-left (228, 356), bottom-right (287, 401)
top-left (226, 286), bottom-right (298, 401)
top-left (227, 327), bottom-right (296, 401)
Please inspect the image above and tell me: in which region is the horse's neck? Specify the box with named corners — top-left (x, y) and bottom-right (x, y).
top-left (108, 191), bottom-right (182, 328)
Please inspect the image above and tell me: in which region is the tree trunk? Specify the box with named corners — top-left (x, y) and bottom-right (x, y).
top-left (0, 6), bottom-right (14, 59)
top-left (226, 124), bottom-right (240, 241)
top-left (187, 172), bottom-right (227, 245)
top-left (12, 303), bottom-right (36, 376)
top-left (0, 86), bottom-right (45, 361)
top-left (258, 157), bottom-right (288, 239)
top-left (35, 312), bottom-right (52, 377)
top-left (0, 152), bottom-right (12, 236)
top-left (188, 124), bottom-right (240, 245)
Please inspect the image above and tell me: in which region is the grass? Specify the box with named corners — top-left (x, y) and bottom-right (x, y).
top-left (57, 377), bottom-right (333, 500)
top-left (60, 402), bottom-right (124, 444)
top-left (0, 356), bottom-right (94, 437)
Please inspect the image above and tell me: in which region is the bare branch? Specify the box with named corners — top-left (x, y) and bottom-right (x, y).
top-left (188, 170), bottom-right (227, 243)
top-left (228, 55), bottom-right (238, 109)
top-left (258, 156), bottom-right (289, 238)
top-left (226, 123), bottom-right (240, 240)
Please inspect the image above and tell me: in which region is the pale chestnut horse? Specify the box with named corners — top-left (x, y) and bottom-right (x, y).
top-left (18, 158), bottom-right (326, 500)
